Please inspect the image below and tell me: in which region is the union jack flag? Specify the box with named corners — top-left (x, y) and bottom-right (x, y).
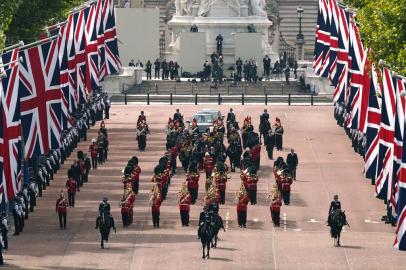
top-left (85, 2), bottom-right (100, 93)
top-left (392, 78), bottom-right (406, 218)
top-left (332, 7), bottom-right (349, 103)
top-left (364, 66), bottom-right (382, 181)
top-left (74, 7), bottom-right (88, 104)
top-left (327, 0), bottom-right (340, 82)
top-left (96, 0), bottom-right (107, 81)
top-left (313, 0), bottom-right (330, 76)
top-left (58, 23), bottom-right (71, 130)
top-left (0, 49), bottom-right (23, 202)
top-left (103, 0), bottom-right (122, 74)
top-left (375, 68), bottom-right (397, 200)
top-left (346, 15), bottom-right (366, 131)
top-left (19, 39), bottom-right (62, 159)
top-left (395, 79), bottom-right (406, 251)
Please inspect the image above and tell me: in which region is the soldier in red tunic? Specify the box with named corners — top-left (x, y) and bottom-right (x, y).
top-left (203, 153), bottom-right (214, 179)
top-left (120, 196), bottom-right (130, 228)
top-left (186, 164), bottom-right (200, 204)
top-left (56, 192), bottom-right (69, 229)
top-left (214, 162), bottom-right (229, 204)
top-left (281, 173), bottom-right (293, 205)
top-left (270, 193), bottom-right (282, 227)
top-left (89, 139), bottom-right (99, 170)
top-left (130, 157), bottom-right (141, 194)
top-left (178, 182), bottom-right (192, 226)
top-left (150, 184), bottom-right (162, 228)
top-left (65, 177), bottom-right (77, 208)
top-left (251, 143), bottom-right (261, 171)
top-left (247, 167), bottom-right (258, 205)
top-left (236, 184), bottom-right (249, 228)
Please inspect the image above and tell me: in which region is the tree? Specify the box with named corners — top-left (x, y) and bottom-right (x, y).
top-left (3, 0), bottom-right (85, 47)
top-left (0, 0), bottom-right (23, 49)
top-left (344, 0), bottom-right (406, 75)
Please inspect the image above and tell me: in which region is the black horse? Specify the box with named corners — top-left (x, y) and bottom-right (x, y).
top-left (227, 141), bottom-right (242, 172)
top-left (95, 212), bottom-right (116, 249)
top-left (328, 209), bottom-right (349, 247)
top-left (198, 215), bottom-right (215, 259)
top-left (211, 214), bottom-right (226, 248)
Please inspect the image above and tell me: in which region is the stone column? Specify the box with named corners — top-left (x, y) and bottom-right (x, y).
top-left (295, 35), bottom-right (305, 61)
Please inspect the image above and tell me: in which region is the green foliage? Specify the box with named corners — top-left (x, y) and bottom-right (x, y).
top-left (3, 0), bottom-right (86, 47)
top-left (0, 0), bottom-right (23, 48)
top-left (344, 0), bottom-right (406, 76)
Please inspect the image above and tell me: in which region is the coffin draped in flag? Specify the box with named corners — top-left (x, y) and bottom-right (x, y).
top-left (364, 66), bottom-right (382, 181)
top-left (19, 39), bottom-right (62, 159)
top-left (332, 6), bottom-right (349, 103)
top-left (0, 49), bottom-right (23, 202)
top-left (394, 78), bottom-right (406, 251)
top-left (375, 68), bottom-right (397, 200)
top-left (103, 0), bottom-right (122, 74)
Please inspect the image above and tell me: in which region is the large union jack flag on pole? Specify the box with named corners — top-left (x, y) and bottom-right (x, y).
top-left (364, 67), bottom-right (382, 181)
top-left (395, 78), bottom-right (406, 251)
top-left (19, 39), bottom-right (62, 159)
top-left (0, 49), bottom-right (23, 202)
top-left (74, 8), bottom-right (88, 104)
top-left (103, 0), bottom-right (121, 74)
top-left (313, 0), bottom-right (330, 76)
top-left (375, 68), bottom-right (397, 200)
top-left (85, 2), bottom-right (100, 93)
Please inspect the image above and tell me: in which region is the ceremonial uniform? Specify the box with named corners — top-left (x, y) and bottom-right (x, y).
top-left (131, 165), bottom-right (141, 194)
top-left (203, 155), bottom-right (214, 179)
top-left (89, 142), bottom-right (99, 169)
top-left (56, 196), bottom-right (68, 229)
top-left (270, 197), bottom-right (282, 227)
top-left (186, 172), bottom-right (200, 204)
top-left (251, 144), bottom-right (261, 170)
top-left (248, 174), bottom-right (258, 205)
top-left (151, 194), bottom-right (162, 228)
top-left (215, 172), bottom-right (227, 204)
top-left (281, 176), bottom-right (293, 205)
top-left (237, 191), bottom-right (249, 228)
top-left (178, 191), bottom-right (192, 226)
top-left (65, 178), bottom-right (77, 208)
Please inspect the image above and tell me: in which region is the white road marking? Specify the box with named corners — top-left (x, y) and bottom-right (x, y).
top-left (253, 218), bottom-right (259, 222)
top-left (284, 112), bottom-right (288, 120)
top-left (226, 212), bottom-right (229, 231)
top-left (283, 213), bottom-right (287, 232)
top-left (272, 227), bottom-right (277, 270)
top-left (364, 219), bottom-right (380, 224)
top-left (292, 228), bottom-right (302, 232)
top-left (308, 218), bottom-right (320, 223)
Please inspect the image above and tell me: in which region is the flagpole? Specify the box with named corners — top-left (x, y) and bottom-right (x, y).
top-left (0, 57), bottom-right (23, 76)
top-left (1, 41), bottom-right (25, 54)
top-left (19, 35), bottom-right (59, 51)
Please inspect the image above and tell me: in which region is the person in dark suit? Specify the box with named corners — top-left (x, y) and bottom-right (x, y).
top-left (286, 149), bottom-right (298, 180)
top-left (327, 195), bottom-right (341, 226)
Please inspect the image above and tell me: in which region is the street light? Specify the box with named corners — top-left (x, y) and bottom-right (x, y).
top-left (295, 6), bottom-right (305, 61)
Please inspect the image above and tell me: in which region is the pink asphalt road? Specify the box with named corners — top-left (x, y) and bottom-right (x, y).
top-left (4, 105), bottom-right (405, 270)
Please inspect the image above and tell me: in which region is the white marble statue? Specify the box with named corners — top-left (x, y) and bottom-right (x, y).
top-left (175, 0), bottom-right (193, 16)
top-left (249, 0), bottom-right (267, 16)
top-left (198, 0), bottom-right (214, 17)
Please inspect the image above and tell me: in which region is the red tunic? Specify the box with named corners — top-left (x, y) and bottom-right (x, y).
top-left (151, 197), bottom-right (162, 213)
top-left (248, 176), bottom-right (258, 191)
top-left (131, 166), bottom-right (141, 182)
top-left (121, 201), bottom-right (130, 214)
top-left (179, 193), bottom-right (192, 211)
top-left (237, 194), bottom-right (249, 212)
top-left (251, 145), bottom-right (261, 161)
top-left (281, 178), bottom-right (292, 192)
top-left (215, 174), bottom-right (227, 191)
top-left (56, 198), bottom-right (68, 214)
top-left (89, 145), bottom-right (98, 158)
top-left (186, 173), bottom-right (200, 189)
top-left (271, 199), bottom-right (282, 212)
top-left (203, 156), bottom-right (214, 173)
top-left (65, 178), bottom-right (77, 193)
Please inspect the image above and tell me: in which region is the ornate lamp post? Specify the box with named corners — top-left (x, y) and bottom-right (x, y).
top-left (295, 6), bottom-right (305, 61)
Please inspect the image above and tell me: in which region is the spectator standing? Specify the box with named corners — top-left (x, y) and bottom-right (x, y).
top-left (146, 60), bottom-right (152, 80)
top-left (154, 58), bottom-right (161, 79)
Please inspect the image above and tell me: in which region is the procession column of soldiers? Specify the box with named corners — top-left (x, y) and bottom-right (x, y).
top-left (0, 93), bottom-right (110, 262)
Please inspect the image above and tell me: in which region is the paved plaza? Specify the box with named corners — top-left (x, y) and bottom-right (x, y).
top-left (4, 105), bottom-right (405, 270)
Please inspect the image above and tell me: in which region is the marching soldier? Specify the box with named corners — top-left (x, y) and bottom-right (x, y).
top-left (56, 192), bottom-right (69, 229)
top-left (150, 183), bottom-right (162, 228)
top-left (89, 139), bottom-right (99, 170)
top-left (178, 182), bottom-right (192, 226)
top-left (137, 111), bottom-right (147, 125)
top-left (259, 109), bottom-right (270, 144)
top-left (236, 183), bottom-right (249, 228)
top-left (270, 191), bottom-right (282, 227)
top-left (214, 162), bottom-right (228, 204)
top-left (65, 176), bottom-right (77, 208)
top-left (247, 167), bottom-right (258, 205)
top-left (186, 164), bottom-right (200, 204)
top-left (120, 195), bottom-right (131, 228)
top-left (130, 157), bottom-right (141, 194)
top-left (281, 173), bottom-right (293, 205)
top-left (203, 153), bottom-right (214, 179)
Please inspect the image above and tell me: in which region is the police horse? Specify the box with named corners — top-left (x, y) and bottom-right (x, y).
top-left (328, 209), bottom-right (349, 247)
top-left (96, 211), bottom-right (116, 249)
top-left (211, 214), bottom-right (226, 248)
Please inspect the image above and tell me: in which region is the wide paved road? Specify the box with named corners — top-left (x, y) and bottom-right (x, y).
top-left (5, 105), bottom-right (405, 270)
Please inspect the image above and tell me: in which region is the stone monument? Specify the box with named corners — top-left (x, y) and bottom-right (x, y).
top-left (165, 0), bottom-right (279, 73)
